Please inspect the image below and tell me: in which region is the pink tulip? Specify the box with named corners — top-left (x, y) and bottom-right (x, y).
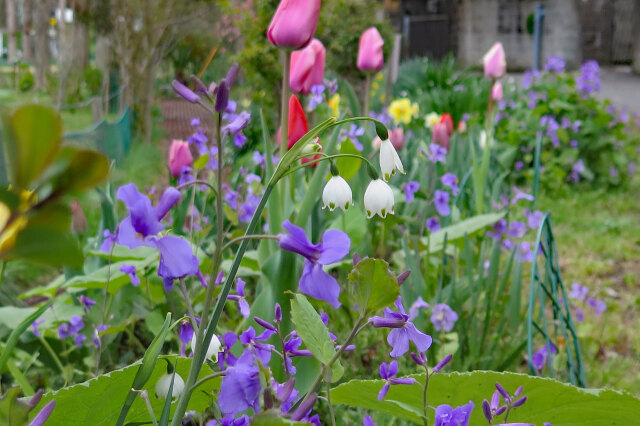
top-left (168, 140), bottom-right (193, 176)
top-left (357, 27), bottom-right (384, 72)
top-left (431, 122), bottom-right (450, 150)
top-left (389, 128), bottom-right (404, 150)
top-left (290, 39), bottom-right (325, 95)
top-left (267, 0), bottom-right (321, 49)
top-left (483, 42), bottom-right (506, 79)
top-left (491, 82), bottom-right (503, 100)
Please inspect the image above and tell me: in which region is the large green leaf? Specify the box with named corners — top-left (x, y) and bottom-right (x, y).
top-left (5, 226), bottom-right (84, 267)
top-left (331, 371), bottom-right (640, 425)
top-left (32, 356), bottom-right (219, 426)
top-left (421, 212), bottom-right (506, 252)
top-left (348, 258), bottom-right (398, 314)
top-left (3, 105), bottom-right (62, 187)
top-left (0, 301), bottom-right (52, 373)
top-left (46, 147), bottom-right (110, 193)
top-left (336, 139), bottom-right (362, 181)
top-left (290, 294), bottom-right (343, 382)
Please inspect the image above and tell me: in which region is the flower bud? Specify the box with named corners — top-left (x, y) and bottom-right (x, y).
top-left (495, 382), bottom-right (510, 400)
top-left (267, 0), bottom-right (321, 49)
top-left (397, 270), bottom-right (411, 286)
top-left (357, 27), bottom-right (384, 72)
top-left (491, 81), bottom-right (503, 101)
top-left (432, 354), bottom-right (452, 373)
top-left (254, 316), bottom-right (277, 332)
top-left (168, 140), bottom-right (193, 176)
top-left (483, 42), bottom-right (506, 79)
top-left (172, 80), bottom-right (199, 103)
top-left (225, 62), bottom-right (240, 88)
top-left (410, 352), bottom-right (424, 366)
top-left (512, 395), bottom-right (528, 407)
top-left (71, 199), bottom-right (87, 234)
top-left (274, 303), bottom-right (282, 323)
top-left (215, 79), bottom-right (229, 113)
top-left (370, 315), bottom-right (404, 328)
top-left (190, 75), bottom-right (210, 97)
top-left (290, 392), bottom-right (318, 421)
top-left (191, 334), bottom-right (222, 362)
top-left (482, 399), bottom-right (492, 421)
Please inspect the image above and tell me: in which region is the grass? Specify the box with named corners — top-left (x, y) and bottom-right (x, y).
top-left (537, 178), bottom-right (640, 395)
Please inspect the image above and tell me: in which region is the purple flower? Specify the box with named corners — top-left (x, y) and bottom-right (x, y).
top-left (100, 229), bottom-right (116, 253)
top-left (222, 111), bottom-right (250, 136)
top-left (69, 316), bottom-right (84, 333)
top-left (219, 332), bottom-right (239, 369)
top-left (515, 161), bottom-right (524, 171)
top-left (487, 219), bottom-right (507, 240)
top-left (441, 173), bottom-right (460, 196)
top-left (363, 414), bottom-right (377, 426)
top-left (239, 326), bottom-right (275, 365)
top-left (29, 400), bottom-right (56, 426)
top-left (511, 187), bottom-right (534, 204)
top-left (75, 333), bottom-right (86, 348)
top-left (370, 297), bottom-right (432, 358)
top-left (31, 318), bottom-right (45, 337)
top-left (178, 318), bottom-right (194, 356)
top-left (409, 297), bottom-right (429, 321)
top-left (571, 159), bottom-right (585, 182)
top-left (430, 304), bottom-right (458, 332)
top-left (532, 343), bottom-right (557, 371)
top-left (227, 278), bottom-right (251, 318)
top-left (218, 348), bottom-right (261, 415)
top-left (544, 55), bottom-right (565, 73)
top-left (427, 143), bottom-right (447, 163)
top-left (308, 84), bottom-right (325, 111)
top-left (522, 70), bottom-right (541, 90)
top-left (78, 295), bottom-right (96, 313)
top-left (426, 216), bottom-right (441, 233)
top-left (404, 181), bottom-right (420, 203)
top-left (377, 360), bottom-right (417, 400)
top-left (434, 401), bottom-right (474, 426)
top-left (120, 264), bottom-right (140, 286)
top-left (576, 60), bottom-right (601, 95)
top-left (519, 242), bottom-right (535, 262)
top-left (151, 235), bottom-right (201, 291)
top-left (223, 185), bottom-right (240, 209)
top-left (507, 221), bottom-right (527, 239)
top-left (434, 190), bottom-right (450, 216)
top-left (569, 283), bottom-right (589, 302)
top-left (524, 209), bottom-right (544, 229)
top-left (574, 307), bottom-right (585, 323)
top-left (587, 298), bottom-right (606, 316)
top-left (277, 221), bottom-right (350, 308)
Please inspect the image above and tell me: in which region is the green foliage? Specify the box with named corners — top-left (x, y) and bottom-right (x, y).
top-left (0, 388), bottom-right (31, 426)
top-left (32, 356), bottom-right (219, 425)
top-left (348, 258), bottom-right (398, 314)
top-left (18, 72), bottom-right (34, 93)
top-left (82, 66), bottom-right (103, 97)
top-left (290, 293), bottom-right (343, 382)
top-left (331, 371), bottom-right (640, 425)
top-left (495, 70), bottom-right (640, 188)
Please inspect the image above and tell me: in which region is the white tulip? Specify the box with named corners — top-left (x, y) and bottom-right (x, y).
top-left (191, 333), bottom-right (222, 362)
top-left (322, 176), bottom-right (353, 211)
top-left (364, 179), bottom-right (395, 219)
top-left (155, 372), bottom-right (185, 399)
top-left (379, 139), bottom-right (405, 181)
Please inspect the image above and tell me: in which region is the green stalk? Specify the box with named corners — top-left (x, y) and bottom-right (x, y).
top-left (280, 50), bottom-right (290, 159)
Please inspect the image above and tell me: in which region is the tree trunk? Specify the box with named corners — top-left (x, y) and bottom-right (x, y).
top-left (6, 0), bottom-right (17, 62)
top-left (34, 0), bottom-right (51, 89)
top-left (22, 0), bottom-right (33, 62)
top-left (70, 0), bottom-right (89, 69)
top-left (633, 0), bottom-right (640, 74)
top-left (95, 35), bottom-right (111, 111)
top-left (57, 0), bottom-right (69, 107)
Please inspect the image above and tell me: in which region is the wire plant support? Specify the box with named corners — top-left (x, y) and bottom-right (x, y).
top-left (526, 212), bottom-right (587, 387)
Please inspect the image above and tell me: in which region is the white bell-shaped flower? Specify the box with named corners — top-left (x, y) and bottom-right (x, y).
top-left (322, 175), bottom-right (353, 211)
top-left (155, 372), bottom-right (186, 399)
top-left (191, 333), bottom-right (222, 362)
top-left (379, 139), bottom-right (405, 181)
top-left (364, 179), bottom-right (395, 218)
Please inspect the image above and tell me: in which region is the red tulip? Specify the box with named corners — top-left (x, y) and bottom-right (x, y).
top-left (483, 42), bottom-right (506, 79)
top-left (168, 140), bottom-right (193, 176)
top-left (440, 113), bottom-right (454, 136)
top-left (277, 95), bottom-right (321, 166)
top-left (431, 122), bottom-right (450, 150)
top-left (290, 39), bottom-right (326, 95)
top-left (267, 0), bottom-right (322, 49)
top-left (357, 27), bottom-right (384, 72)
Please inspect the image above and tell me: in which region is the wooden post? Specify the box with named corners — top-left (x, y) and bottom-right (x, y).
top-left (91, 96), bottom-right (103, 123)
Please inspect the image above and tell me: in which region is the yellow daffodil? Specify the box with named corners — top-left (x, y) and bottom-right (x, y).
top-left (328, 94), bottom-right (340, 118)
top-left (388, 98), bottom-right (419, 125)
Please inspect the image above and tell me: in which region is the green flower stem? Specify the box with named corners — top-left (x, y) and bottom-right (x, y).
top-left (326, 380), bottom-right (337, 426)
top-left (178, 278), bottom-right (198, 332)
top-left (363, 73), bottom-right (371, 118)
top-left (192, 371), bottom-right (226, 391)
top-left (38, 336), bottom-right (68, 384)
top-left (284, 153), bottom-right (377, 178)
top-left (422, 364), bottom-right (430, 426)
top-left (176, 180), bottom-right (218, 197)
top-left (280, 50), bottom-right (290, 160)
top-left (170, 184), bottom-right (274, 426)
top-left (134, 390), bottom-right (158, 426)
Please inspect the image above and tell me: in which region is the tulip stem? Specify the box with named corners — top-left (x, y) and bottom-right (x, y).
top-left (280, 50), bottom-right (290, 160)
top-left (363, 73), bottom-right (371, 116)
top-left (283, 153), bottom-right (377, 178)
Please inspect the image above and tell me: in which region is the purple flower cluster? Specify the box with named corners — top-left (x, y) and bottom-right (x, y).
top-left (544, 55), bottom-right (565, 73)
top-left (576, 60), bottom-right (601, 95)
top-left (568, 282), bottom-right (606, 322)
top-left (222, 101), bottom-right (251, 148)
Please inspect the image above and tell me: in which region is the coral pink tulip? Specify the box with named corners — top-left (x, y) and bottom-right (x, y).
top-left (357, 27), bottom-right (384, 72)
top-left (483, 42), bottom-right (506, 79)
top-left (290, 39), bottom-right (326, 95)
top-left (168, 140), bottom-right (193, 176)
top-left (431, 122), bottom-right (450, 150)
top-left (440, 113), bottom-right (454, 136)
top-left (267, 0), bottom-right (321, 49)
top-left (491, 82), bottom-right (503, 100)
top-left (372, 128), bottom-right (404, 151)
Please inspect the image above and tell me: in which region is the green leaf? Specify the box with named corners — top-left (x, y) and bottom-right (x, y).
top-left (336, 139), bottom-right (362, 181)
top-left (4, 226), bottom-right (83, 267)
top-left (0, 301), bottom-right (52, 373)
top-left (33, 356), bottom-right (219, 426)
top-left (0, 388), bottom-right (30, 426)
top-left (348, 258), bottom-right (398, 314)
top-left (3, 105), bottom-right (62, 187)
top-left (421, 212), bottom-right (506, 253)
top-left (252, 410), bottom-right (307, 425)
top-left (117, 312), bottom-right (171, 426)
top-left (331, 371), bottom-right (640, 425)
top-left (47, 147), bottom-right (109, 193)
top-left (290, 294), bottom-right (342, 382)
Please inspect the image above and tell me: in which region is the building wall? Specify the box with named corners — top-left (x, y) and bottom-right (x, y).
top-left (457, 0), bottom-right (582, 70)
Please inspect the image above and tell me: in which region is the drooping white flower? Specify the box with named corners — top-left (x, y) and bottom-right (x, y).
top-left (364, 179), bottom-right (395, 219)
top-left (191, 333), bottom-right (222, 362)
top-left (155, 372), bottom-right (186, 399)
top-left (379, 139), bottom-right (405, 181)
top-left (322, 175), bottom-right (353, 211)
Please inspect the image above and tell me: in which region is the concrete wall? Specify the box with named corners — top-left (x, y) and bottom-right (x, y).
top-left (457, 0), bottom-right (582, 71)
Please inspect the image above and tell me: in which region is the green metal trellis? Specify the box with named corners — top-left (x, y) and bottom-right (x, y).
top-left (526, 213), bottom-right (587, 387)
